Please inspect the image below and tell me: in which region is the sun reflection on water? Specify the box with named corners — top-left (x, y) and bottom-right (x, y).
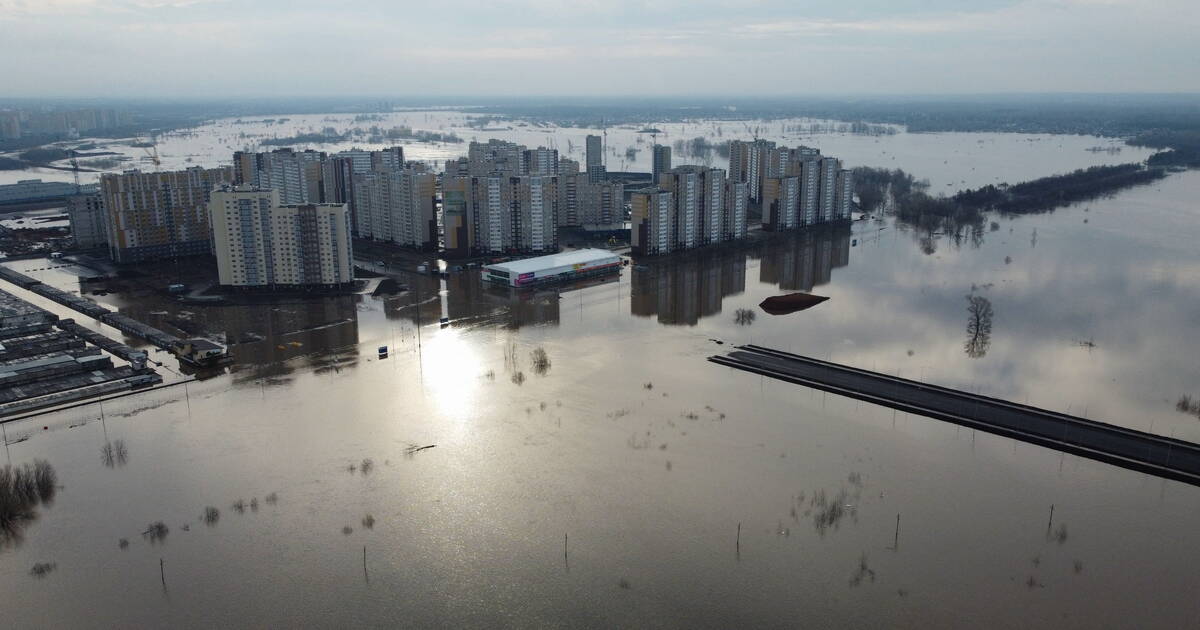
top-left (418, 326), bottom-right (483, 421)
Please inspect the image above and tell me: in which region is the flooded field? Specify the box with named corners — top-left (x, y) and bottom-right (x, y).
top-left (0, 110), bottom-right (1151, 191)
top-left (1, 150), bottom-right (1199, 626)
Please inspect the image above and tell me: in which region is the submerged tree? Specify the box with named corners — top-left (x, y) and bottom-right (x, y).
top-left (0, 460), bottom-right (57, 544)
top-left (530, 347), bottom-right (551, 375)
top-left (734, 309), bottom-right (756, 326)
top-left (964, 295), bottom-right (994, 359)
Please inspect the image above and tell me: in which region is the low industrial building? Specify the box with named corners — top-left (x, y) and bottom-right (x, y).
top-left (483, 248), bottom-right (622, 288)
top-left (0, 287), bottom-right (161, 415)
top-left (0, 179), bottom-right (97, 205)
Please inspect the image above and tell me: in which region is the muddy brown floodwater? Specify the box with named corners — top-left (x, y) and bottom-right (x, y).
top-left (1, 168), bottom-right (1200, 627)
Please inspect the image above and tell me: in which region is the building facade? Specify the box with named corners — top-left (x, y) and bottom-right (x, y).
top-left (725, 181), bottom-right (749, 241)
top-left (441, 177), bottom-right (470, 258)
top-left (727, 139), bottom-right (775, 204)
top-left (630, 187), bottom-right (674, 256)
top-left (233, 148), bottom-right (326, 205)
top-left (817, 156), bottom-right (840, 222)
top-left (101, 166), bottom-right (234, 263)
top-left (763, 175), bottom-right (801, 231)
top-left (651, 144), bottom-right (672, 182)
top-left (66, 192), bottom-right (108, 249)
top-left (835, 169), bottom-right (854, 221)
top-left (0, 179), bottom-right (93, 204)
top-left (585, 134), bottom-right (604, 183)
top-left (209, 186), bottom-right (353, 288)
top-left (352, 168), bottom-right (436, 249)
top-left (749, 144), bottom-right (851, 231)
top-left (658, 166), bottom-right (729, 249)
top-left (557, 173), bottom-right (623, 230)
top-left (522, 147), bottom-right (559, 175)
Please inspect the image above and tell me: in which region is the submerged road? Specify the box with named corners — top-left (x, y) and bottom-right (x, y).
top-left (710, 345), bottom-right (1200, 487)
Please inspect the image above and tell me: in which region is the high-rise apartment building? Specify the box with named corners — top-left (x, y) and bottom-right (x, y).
top-left (725, 181), bottom-right (749, 241)
top-left (630, 187), bottom-right (674, 256)
top-left (585, 134), bottom-right (605, 183)
top-left (797, 155), bottom-right (821, 225)
top-left (558, 157), bottom-right (580, 175)
top-left (658, 166), bottom-right (728, 249)
top-left (0, 113), bottom-right (20, 140)
top-left (632, 164), bottom-right (743, 256)
top-left (522, 147), bottom-right (559, 175)
top-left (727, 139), bottom-right (776, 204)
top-left (556, 173), bottom-right (623, 230)
top-left (352, 168), bottom-right (436, 250)
top-left (468, 139), bottom-right (524, 176)
top-left (747, 143), bottom-right (850, 231)
top-left (441, 176), bottom-right (471, 258)
top-left (578, 180), bottom-right (624, 229)
top-left (835, 169), bottom-right (854, 220)
top-left (233, 148), bottom-right (326, 205)
top-left (444, 173), bottom-right (559, 255)
top-left (209, 186), bottom-right (353, 288)
top-left (66, 192), bottom-right (108, 249)
top-left (0, 108), bottom-right (131, 138)
top-left (232, 146), bottom-right (393, 235)
top-left (332, 147), bottom-right (405, 175)
top-left (512, 175), bottom-right (557, 253)
top-left (557, 172), bottom-right (582, 228)
top-left (443, 140), bottom-right (575, 254)
top-left (763, 175), bottom-right (801, 231)
top-left (658, 168), bottom-right (699, 250)
top-left (651, 144), bottom-right (671, 182)
top-left (101, 166), bottom-right (234, 263)
top-left (817, 157), bottom-right (840, 222)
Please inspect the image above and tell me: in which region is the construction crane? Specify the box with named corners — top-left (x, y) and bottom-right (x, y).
top-left (67, 149), bottom-right (81, 194)
top-left (136, 135), bottom-right (161, 170)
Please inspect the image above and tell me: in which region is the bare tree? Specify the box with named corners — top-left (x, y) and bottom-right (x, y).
top-left (964, 295), bottom-right (994, 359)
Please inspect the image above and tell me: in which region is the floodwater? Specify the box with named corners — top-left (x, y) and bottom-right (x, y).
top-left (1, 148), bottom-right (1199, 626)
top-left (0, 109), bottom-right (1151, 191)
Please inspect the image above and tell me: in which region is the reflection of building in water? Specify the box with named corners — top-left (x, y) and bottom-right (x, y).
top-left (631, 249), bottom-right (747, 326)
top-left (758, 224), bottom-right (851, 292)
top-left (633, 223), bottom-right (851, 326)
top-left (216, 296), bottom-right (360, 366)
top-left (475, 282), bottom-right (564, 329)
top-left (384, 271), bottom-right (569, 330)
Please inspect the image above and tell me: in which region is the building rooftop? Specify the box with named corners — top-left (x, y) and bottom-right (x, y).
top-left (484, 249), bottom-right (620, 275)
top-left (0, 289), bottom-right (45, 319)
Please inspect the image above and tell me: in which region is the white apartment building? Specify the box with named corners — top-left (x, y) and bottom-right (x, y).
top-left (352, 169), bottom-right (436, 249)
top-left (817, 157), bottom-right (840, 221)
top-left (725, 181), bottom-right (748, 241)
top-left (835, 169), bottom-right (854, 220)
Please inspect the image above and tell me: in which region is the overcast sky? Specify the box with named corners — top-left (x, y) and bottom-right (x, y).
top-left (0, 0), bottom-right (1196, 98)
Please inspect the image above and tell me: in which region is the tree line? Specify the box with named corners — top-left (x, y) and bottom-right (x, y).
top-left (854, 161), bottom-right (1169, 235)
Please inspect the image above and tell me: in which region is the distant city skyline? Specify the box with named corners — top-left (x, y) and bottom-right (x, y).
top-left (0, 0), bottom-right (1196, 97)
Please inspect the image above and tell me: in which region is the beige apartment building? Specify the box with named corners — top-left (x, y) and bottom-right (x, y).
top-left (101, 166), bottom-right (234, 263)
top-left (209, 186), bottom-right (353, 288)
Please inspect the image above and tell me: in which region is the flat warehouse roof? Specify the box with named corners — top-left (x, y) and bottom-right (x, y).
top-left (485, 249), bottom-right (620, 275)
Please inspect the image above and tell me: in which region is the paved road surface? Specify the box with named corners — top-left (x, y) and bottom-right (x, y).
top-left (711, 344), bottom-right (1200, 486)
